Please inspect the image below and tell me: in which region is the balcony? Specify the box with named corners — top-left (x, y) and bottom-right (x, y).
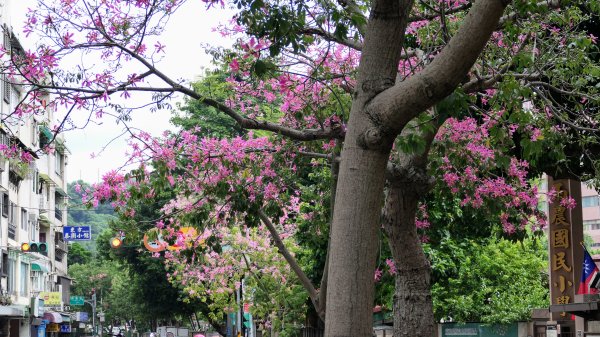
top-left (55, 239), bottom-right (67, 253)
top-left (39, 198), bottom-right (48, 214)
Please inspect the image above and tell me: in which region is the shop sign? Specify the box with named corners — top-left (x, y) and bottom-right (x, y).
top-left (60, 325), bottom-right (71, 333)
top-left (39, 292), bottom-right (61, 306)
top-left (47, 324), bottom-right (60, 333)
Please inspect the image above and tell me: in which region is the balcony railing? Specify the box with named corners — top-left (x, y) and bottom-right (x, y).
top-left (55, 250), bottom-right (64, 262)
top-left (39, 198), bottom-right (48, 214)
top-left (55, 239), bottom-right (67, 253)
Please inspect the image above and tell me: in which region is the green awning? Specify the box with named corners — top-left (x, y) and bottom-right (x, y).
top-left (40, 125), bottom-right (53, 142)
top-left (39, 215), bottom-right (51, 227)
top-left (39, 173), bottom-right (54, 184)
top-left (31, 263), bottom-right (49, 273)
top-left (55, 186), bottom-right (68, 197)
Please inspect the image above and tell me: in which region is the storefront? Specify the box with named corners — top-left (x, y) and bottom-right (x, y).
top-left (31, 319), bottom-right (48, 337)
top-left (0, 305), bottom-right (28, 337)
top-left (44, 313), bottom-right (63, 337)
top-left (59, 314), bottom-right (71, 337)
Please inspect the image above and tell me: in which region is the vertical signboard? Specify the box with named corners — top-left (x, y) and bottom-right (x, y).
top-left (548, 178), bottom-right (583, 320)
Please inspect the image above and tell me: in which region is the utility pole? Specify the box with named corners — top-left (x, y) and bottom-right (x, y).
top-left (85, 292), bottom-right (97, 337)
top-left (98, 312), bottom-right (105, 337)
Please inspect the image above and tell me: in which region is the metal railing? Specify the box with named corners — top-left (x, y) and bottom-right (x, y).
top-left (55, 239), bottom-right (67, 252)
top-left (301, 328), bottom-right (323, 337)
top-left (39, 198), bottom-right (48, 213)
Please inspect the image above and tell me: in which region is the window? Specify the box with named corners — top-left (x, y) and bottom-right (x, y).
top-left (0, 130), bottom-right (9, 147)
top-left (55, 153), bottom-right (64, 176)
top-left (32, 120), bottom-right (38, 146)
top-left (2, 26), bottom-right (11, 104)
top-left (30, 214), bottom-right (37, 241)
top-left (21, 208), bottom-right (27, 231)
top-left (584, 220), bottom-right (600, 231)
top-left (7, 258), bottom-right (15, 294)
top-left (1, 193), bottom-right (7, 217)
top-left (19, 262), bottom-right (29, 296)
top-left (8, 202), bottom-right (15, 225)
top-left (31, 270), bottom-right (43, 292)
top-left (583, 196), bottom-right (600, 208)
top-left (55, 193), bottom-right (64, 221)
top-left (2, 74), bottom-right (10, 104)
top-left (1, 252), bottom-right (7, 277)
top-left (33, 170), bottom-right (39, 193)
top-left (8, 202), bottom-right (16, 239)
top-left (2, 27), bottom-right (10, 52)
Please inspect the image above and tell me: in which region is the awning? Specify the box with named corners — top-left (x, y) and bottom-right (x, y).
top-left (39, 173), bottom-right (53, 183)
top-left (55, 186), bottom-right (68, 197)
top-left (0, 305), bottom-right (27, 317)
top-left (39, 215), bottom-right (51, 227)
top-left (39, 125), bottom-right (53, 142)
top-left (31, 263), bottom-right (49, 273)
top-left (11, 136), bottom-right (40, 159)
top-left (43, 312), bottom-right (63, 323)
top-left (60, 314), bottom-right (71, 323)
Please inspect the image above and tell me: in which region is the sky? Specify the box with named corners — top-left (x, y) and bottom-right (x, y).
top-left (10, 0), bottom-right (234, 183)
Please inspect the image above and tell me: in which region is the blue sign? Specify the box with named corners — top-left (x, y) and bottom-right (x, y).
top-left (37, 323), bottom-right (46, 337)
top-left (75, 312), bottom-right (89, 322)
top-left (63, 226), bottom-right (92, 241)
top-left (60, 325), bottom-right (71, 333)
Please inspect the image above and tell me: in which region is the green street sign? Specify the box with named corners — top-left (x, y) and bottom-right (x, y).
top-left (243, 313), bottom-right (251, 328)
top-left (70, 296), bottom-right (85, 306)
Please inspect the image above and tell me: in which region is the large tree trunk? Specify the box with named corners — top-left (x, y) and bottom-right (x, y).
top-left (324, 0), bottom-right (510, 335)
top-left (384, 174), bottom-right (434, 337)
top-left (324, 1), bottom-right (413, 336)
top-left (325, 0), bottom-right (412, 337)
top-left (324, 125), bottom-right (391, 337)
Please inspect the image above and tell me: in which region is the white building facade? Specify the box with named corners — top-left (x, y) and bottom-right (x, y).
top-left (0, 2), bottom-right (71, 337)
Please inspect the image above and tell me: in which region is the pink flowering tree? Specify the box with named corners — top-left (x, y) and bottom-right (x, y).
top-left (1, 0), bottom-right (599, 336)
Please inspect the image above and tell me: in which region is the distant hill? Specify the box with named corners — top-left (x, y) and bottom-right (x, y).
top-left (67, 180), bottom-right (116, 253)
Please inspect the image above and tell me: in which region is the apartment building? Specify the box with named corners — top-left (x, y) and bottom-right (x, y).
top-left (582, 184), bottom-right (600, 251)
top-left (0, 2), bottom-right (71, 337)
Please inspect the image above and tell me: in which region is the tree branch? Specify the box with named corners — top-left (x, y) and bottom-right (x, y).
top-left (365, 0), bottom-right (511, 147)
top-left (257, 209), bottom-right (323, 318)
top-left (300, 27), bottom-right (363, 50)
top-left (409, 2), bottom-right (472, 22)
top-left (336, 0), bottom-right (368, 36)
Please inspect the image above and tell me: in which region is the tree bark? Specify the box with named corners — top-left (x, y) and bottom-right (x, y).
top-left (383, 176), bottom-right (434, 337)
top-left (324, 1), bottom-right (414, 335)
top-left (324, 1), bottom-right (510, 336)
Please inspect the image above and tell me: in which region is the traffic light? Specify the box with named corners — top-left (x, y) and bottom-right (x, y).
top-left (110, 237), bottom-right (123, 249)
top-left (21, 242), bottom-right (48, 253)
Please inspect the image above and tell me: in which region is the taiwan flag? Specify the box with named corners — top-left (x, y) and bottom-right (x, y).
top-left (578, 248), bottom-right (600, 294)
